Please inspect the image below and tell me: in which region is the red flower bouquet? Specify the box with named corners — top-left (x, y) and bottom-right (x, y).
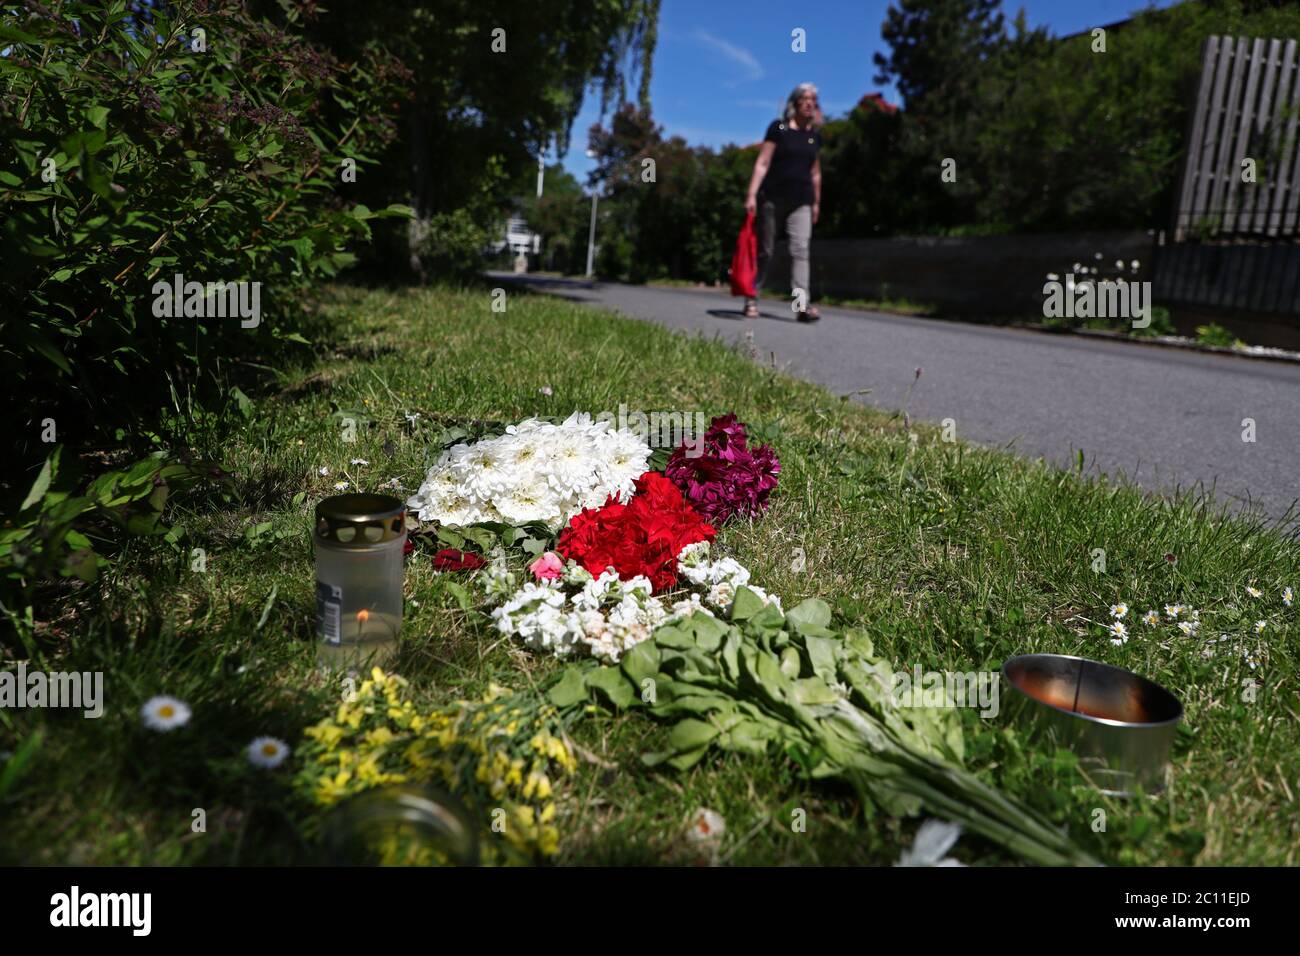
top-left (665, 414), bottom-right (780, 524)
top-left (556, 471), bottom-right (715, 592)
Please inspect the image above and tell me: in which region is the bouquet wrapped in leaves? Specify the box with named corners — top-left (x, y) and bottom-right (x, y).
top-left (550, 590), bottom-right (1097, 866)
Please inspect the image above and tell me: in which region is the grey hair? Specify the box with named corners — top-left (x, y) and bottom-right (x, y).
top-left (782, 83), bottom-right (824, 128)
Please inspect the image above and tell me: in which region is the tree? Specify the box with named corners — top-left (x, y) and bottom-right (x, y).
top-left (253, 0), bottom-right (661, 278)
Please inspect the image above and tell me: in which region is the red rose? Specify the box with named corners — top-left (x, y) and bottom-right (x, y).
top-left (431, 548), bottom-right (486, 572)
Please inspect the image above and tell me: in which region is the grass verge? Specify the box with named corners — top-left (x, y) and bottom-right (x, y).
top-left (5, 282), bottom-right (1298, 865)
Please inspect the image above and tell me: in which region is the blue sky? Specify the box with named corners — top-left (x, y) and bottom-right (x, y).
top-left (553, 0), bottom-right (1187, 182)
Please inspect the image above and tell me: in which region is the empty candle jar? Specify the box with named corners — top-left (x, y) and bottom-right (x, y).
top-left (1002, 654), bottom-right (1183, 796)
top-left (315, 493), bottom-right (406, 669)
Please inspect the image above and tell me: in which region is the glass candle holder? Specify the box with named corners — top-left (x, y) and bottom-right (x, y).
top-left (314, 493), bottom-right (406, 669)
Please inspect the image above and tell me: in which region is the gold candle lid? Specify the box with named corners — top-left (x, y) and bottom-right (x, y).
top-left (315, 493), bottom-right (406, 547)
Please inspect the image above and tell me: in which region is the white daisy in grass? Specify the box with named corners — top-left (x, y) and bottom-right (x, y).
top-left (349, 458), bottom-right (369, 466)
top-left (1110, 603), bottom-right (1129, 620)
top-left (1107, 621), bottom-right (1129, 645)
top-left (1164, 604), bottom-right (1184, 619)
top-left (141, 695), bottom-right (191, 732)
top-left (1142, 610), bottom-right (1160, 627)
top-left (247, 736), bottom-right (291, 769)
top-left (1283, 587), bottom-right (1293, 607)
top-left (333, 481), bottom-right (350, 491)
top-left (1177, 620), bottom-right (1200, 637)
top-left (1246, 586), bottom-right (1262, 598)
top-left (1254, 620), bottom-right (1267, 634)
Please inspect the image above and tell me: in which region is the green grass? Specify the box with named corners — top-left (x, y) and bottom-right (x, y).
top-left (5, 282), bottom-right (1299, 866)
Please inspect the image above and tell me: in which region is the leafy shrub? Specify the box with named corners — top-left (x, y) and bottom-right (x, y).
top-left (1195, 323), bottom-right (1239, 348)
top-left (0, 0), bottom-right (411, 474)
top-left (0, 446), bottom-right (214, 632)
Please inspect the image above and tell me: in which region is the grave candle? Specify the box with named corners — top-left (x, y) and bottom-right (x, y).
top-left (314, 493), bottom-right (406, 669)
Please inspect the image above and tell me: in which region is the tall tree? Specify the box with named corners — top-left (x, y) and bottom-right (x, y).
top-left (254, 0), bottom-right (660, 277)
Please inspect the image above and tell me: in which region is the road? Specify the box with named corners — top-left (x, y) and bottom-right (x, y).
top-left (494, 273), bottom-right (1300, 524)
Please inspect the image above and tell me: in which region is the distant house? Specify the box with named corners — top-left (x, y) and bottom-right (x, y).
top-left (488, 214), bottom-right (540, 256)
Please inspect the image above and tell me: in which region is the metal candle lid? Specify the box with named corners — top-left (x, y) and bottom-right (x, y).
top-left (315, 493), bottom-right (406, 547)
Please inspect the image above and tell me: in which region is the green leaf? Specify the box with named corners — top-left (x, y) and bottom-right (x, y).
top-left (587, 666), bottom-right (634, 710)
top-left (668, 718), bottom-right (719, 751)
top-left (84, 106), bottom-right (110, 129)
top-left (442, 580), bottom-right (473, 612)
top-left (229, 386), bottom-right (253, 419)
top-left (786, 598), bottom-right (832, 634)
top-left (621, 640), bottom-right (661, 686)
top-left (730, 586), bottom-right (768, 621)
top-left (20, 452), bottom-right (56, 511)
top-left (546, 667), bottom-right (588, 708)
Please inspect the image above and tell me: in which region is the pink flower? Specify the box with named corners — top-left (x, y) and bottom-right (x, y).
top-left (528, 551), bottom-right (565, 581)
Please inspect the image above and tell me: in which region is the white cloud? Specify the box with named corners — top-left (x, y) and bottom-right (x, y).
top-left (692, 29), bottom-right (763, 86)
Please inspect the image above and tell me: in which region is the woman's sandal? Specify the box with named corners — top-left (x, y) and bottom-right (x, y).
top-left (743, 302), bottom-right (759, 318)
top-left (797, 305), bottom-right (820, 323)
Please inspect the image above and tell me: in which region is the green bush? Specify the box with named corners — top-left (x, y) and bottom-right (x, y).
top-left (1195, 323), bottom-right (1239, 348)
top-left (0, 0), bottom-right (411, 474)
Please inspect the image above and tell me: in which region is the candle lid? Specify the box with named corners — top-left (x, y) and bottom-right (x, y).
top-left (316, 493), bottom-right (406, 547)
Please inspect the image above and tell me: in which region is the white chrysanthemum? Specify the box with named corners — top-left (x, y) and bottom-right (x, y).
top-left (247, 736), bottom-right (291, 769)
top-left (141, 695), bottom-right (191, 732)
top-left (1246, 586), bottom-right (1262, 598)
top-left (1108, 621), bottom-right (1129, 645)
top-left (1284, 586), bottom-right (1294, 607)
top-left (407, 416), bottom-right (652, 529)
top-left (1110, 603), bottom-right (1128, 620)
top-left (1142, 610), bottom-right (1159, 626)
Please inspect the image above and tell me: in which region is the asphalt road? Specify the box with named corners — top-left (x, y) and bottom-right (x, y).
top-left (494, 273), bottom-right (1300, 524)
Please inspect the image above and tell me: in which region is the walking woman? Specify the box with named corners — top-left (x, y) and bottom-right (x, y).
top-left (743, 82), bottom-right (822, 321)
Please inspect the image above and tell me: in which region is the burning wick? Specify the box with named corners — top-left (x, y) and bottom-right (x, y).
top-left (356, 608), bottom-right (371, 639)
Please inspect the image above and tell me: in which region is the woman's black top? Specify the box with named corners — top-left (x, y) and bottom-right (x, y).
top-left (759, 118), bottom-right (821, 206)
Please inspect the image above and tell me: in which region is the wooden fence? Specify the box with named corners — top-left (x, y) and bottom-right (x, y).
top-left (1174, 35), bottom-right (1300, 240)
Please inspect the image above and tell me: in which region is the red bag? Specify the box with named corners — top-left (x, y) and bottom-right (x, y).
top-left (729, 211), bottom-right (757, 298)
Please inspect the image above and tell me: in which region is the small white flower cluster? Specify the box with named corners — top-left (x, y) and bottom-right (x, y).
top-left (407, 412), bottom-right (652, 530)
top-left (488, 570), bottom-right (667, 663)
top-left (485, 543), bottom-right (776, 664)
top-left (678, 541), bottom-right (782, 616)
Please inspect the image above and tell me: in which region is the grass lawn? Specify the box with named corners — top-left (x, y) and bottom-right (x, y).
top-left (7, 281), bottom-right (1298, 866)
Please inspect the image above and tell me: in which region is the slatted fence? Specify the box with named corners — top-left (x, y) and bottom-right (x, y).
top-left (1173, 35), bottom-right (1300, 240)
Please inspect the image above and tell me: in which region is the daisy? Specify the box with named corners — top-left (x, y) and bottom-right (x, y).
top-left (141, 695), bottom-right (191, 732)
top-left (349, 458), bottom-right (369, 466)
top-left (1283, 587), bottom-right (1293, 607)
top-left (1254, 620), bottom-right (1267, 634)
top-left (1110, 603), bottom-right (1129, 620)
top-left (1246, 586), bottom-right (1262, 598)
top-left (317, 466), bottom-right (330, 477)
top-left (247, 736), bottom-right (291, 769)
top-left (1107, 621), bottom-right (1129, 645)
top-left (1177, 620), bottom-right (1199, 637)
top-left (1142, 610), bottom-right (1160, 626)
top-left (686, 807), bottom-right (726, 845)
top-left (333, 481), bottom-right (350, 491)
top-left (1164, 604), bottom-right (1183, 619)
